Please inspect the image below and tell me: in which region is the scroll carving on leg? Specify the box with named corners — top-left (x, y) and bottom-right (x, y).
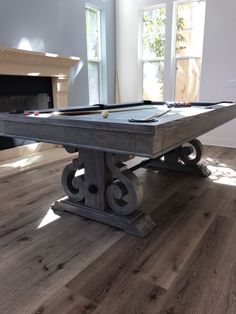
top-left (105, 154), bottom-right (143, 216)
top-left (52, 149), bottom-right (155, 237)
top-left (179, 139), bottom-right (203, 165)
top-left (61, 153), bottom-right (85, 202)
top-left (144, 139), bottom-right (211, 177)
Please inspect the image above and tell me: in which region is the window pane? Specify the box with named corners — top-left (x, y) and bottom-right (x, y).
top-left (175, 58), bottom-right (201, 101)
top-left (88, 61), bottom-right (99, 104)
top-left (176, 1), bottom-right (205, 57)
top-left (86, 7), bottom-right (100, 60)
top-left (143, 61), bottom-right (164, 100)
top-left (143, 7), bottom-right (166, 59)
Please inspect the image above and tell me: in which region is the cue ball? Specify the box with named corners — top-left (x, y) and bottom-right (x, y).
top-left (102, 110), bottom-right (109, 118)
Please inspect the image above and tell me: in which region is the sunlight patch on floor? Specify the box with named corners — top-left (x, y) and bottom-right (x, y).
top-left (204, 157), bottom-right (228, 167)
top-left (208, 164), bottom-right (236, 187)
top-left (0, 155), bottom-right (41, 169)
top-left (37, 208), bottom-right (60, 229)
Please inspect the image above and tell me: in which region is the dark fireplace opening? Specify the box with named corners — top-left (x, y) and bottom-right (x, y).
top-left (0, 75), bottom-right (54, 151)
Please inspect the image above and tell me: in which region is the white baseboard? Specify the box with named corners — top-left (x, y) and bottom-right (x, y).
top-left (199, 135), bottom-right (236, 148)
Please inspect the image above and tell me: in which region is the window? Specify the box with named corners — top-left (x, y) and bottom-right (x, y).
top-left (142, 6), bottom-right (166, 100)
top-left (174, 1), bottom-right (206, 101)
top-left (141, 0), bottom-right (205, 101)
top-left (85, 6), bottom-right (102, 104)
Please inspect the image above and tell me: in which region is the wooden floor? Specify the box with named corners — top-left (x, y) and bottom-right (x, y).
top-left (0, 145), bottom-right (235, 314)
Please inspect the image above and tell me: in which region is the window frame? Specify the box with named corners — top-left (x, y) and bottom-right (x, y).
top-left (85, 5), bottom-right (103, 105)
top-left (141, 4), bottom-right (167, 101)
top-left (173, 0), bottom-right (206, 101)
top-left (140, 0), bottom-right (206, 101)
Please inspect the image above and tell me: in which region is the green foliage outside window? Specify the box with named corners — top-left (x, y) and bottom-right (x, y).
top-left (143, 7), bottom-right (186, 86)
top-left (143, 8), bottom-right (186, 59)
top-left (143, 7), bottom-right (166, 59)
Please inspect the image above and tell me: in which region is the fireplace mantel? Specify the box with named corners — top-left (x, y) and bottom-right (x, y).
top-left (0, 47), bottom-right (80, 161)
top-left (0, 46), bottom-right (80, 107)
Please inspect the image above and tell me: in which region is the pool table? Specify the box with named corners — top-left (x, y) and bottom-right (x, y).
top-left (0, 101), bottom-right (236, 237)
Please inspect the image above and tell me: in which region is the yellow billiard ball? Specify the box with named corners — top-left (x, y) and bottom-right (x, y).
top-left (102, 110), bottom-right (109, 118)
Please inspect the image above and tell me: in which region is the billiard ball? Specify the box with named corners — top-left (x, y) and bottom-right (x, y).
top-left (102, 110), bottom-right (109, 118)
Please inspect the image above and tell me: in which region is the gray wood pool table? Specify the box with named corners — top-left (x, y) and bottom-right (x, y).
top-left (0, 101), bottom-right (236, 237)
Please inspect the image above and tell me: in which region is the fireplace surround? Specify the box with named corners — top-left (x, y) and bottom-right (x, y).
top-left (0, 47), bottom-right (80, 152)
top-left (0, 74), bottom-right (54, 150)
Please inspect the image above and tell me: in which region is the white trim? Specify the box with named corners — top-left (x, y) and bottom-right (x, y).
top-left (140, 2), bottom-right (166, 11)
top-left (88, 57), bottom-right (101, 63)
top-left (85, 2), bottom-right (100, 11)
top-left (176, 56), bottom-right (202, 60)
top-left (143, 57), bottom-right (165, 62)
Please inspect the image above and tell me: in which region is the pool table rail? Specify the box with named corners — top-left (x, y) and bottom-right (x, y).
top-left (0, 102), bottom-right (236, 158)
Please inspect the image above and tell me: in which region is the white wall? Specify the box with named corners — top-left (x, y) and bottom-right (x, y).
top-left (0, 0), bottom-right (116, 106)
top-left (199, 0), bottom-right (236, 147)
top-left (116, 0), bottom-right (142, 102)
top-left (116, 0), bottom-right (236, 147)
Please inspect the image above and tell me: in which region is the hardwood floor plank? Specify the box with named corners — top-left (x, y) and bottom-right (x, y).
top-left (138, 169), bottom-right (192, 213)
top-left (218, 147), bottom-right (236, 160)
top-left (0, 158), bottom-right (66, 193)
top-left (181, 182), bottom-right (236, 218)
top-left (0, 222), bottom-right (122, 314)
top-left (134, 188), bottom-right (222, 289)
top-left (0, 145), bottom-right (235, 313)
top-left (159, 215), bottom-right (236, 314)
top-left (0, 163), bottom-right (63, 205)
top-left (33, 286), bottom-right (96, 314)
top-left (203, 145), bottom-right (227, 158)
top-left (0, 182), bottom-right (62, 228)
top-left (204, 146), bottom-right (236, 168)
top-left (94, 274), bottom-right (166, 314)
top-left (66, 192), bottom-right (197, 305)
top-left (214, 186), bottom-right (236, 218)
top-left (180, 176), bottom-right (213, 196)
top-left (0, 147), bottom-right (72, 179)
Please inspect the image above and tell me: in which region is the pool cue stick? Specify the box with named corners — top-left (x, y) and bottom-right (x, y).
top-left (141, 109), bottom-right (172, 121)
top-left (55, 105), bottom-right (161, 116)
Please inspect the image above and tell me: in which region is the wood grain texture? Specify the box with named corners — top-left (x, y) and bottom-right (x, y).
top-left (0, 145), bottom-right (235, 313)
top-left (0, 143), bottom-right (58, 162)
top-left (134, 189), bottom-right (220, 289)
top-left (2, 120), bottom-right (138, 155)
top-left (0, 147), bottom-right (72, 179)
top-left (34, 287), bottom-right (96, 314)
top-left (94, 274), bottom-right (166, 314)
top-left (1, 103), bottom-right (236, 157)
top-left (66, 192), bottom-right (195, 305)
top-left (84, 150), bottom-right (108, 210)
top-left (159, 216), bottom-right (236, 314)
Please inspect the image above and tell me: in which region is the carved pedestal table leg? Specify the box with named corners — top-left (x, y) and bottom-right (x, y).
top-left (144, 139), bottom-right (211, 177)
top-left (52, 148), bottom-right (156, 237)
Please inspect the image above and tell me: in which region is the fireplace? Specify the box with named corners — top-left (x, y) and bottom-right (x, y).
top-left (0, 75), bottom-right (53, 150)
top-left (0, 47), bottom-right (80, 151)
top-left (0, 75), bottom-right (53, 110)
